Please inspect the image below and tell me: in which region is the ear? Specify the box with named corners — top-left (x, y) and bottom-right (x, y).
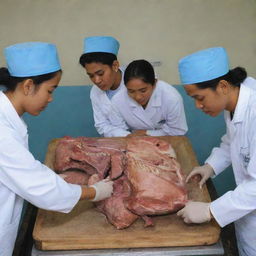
top-left (152, 79), bottom-right (157, 88)
top-left (112, 60), bottom-right (120, 72)
top-left (21, 79), bottom-right (36, 96)
top-left (217, 80), bottom-right (230, 95)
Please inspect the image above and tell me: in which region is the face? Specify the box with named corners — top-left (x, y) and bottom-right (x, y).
top-left (84, 62), bottom-right (118, 91)
top-left (126, 78), bottom-right (155, 107)
top-left (184, 83), bottom-right (228, 117)
top-left (24, 71), bottom-right (61, 116)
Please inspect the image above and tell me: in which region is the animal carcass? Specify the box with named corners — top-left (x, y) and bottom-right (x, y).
top-left (54, 136), bottom-right (188, 229)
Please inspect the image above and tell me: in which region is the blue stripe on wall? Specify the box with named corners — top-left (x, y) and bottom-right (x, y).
top-left (23, 86), bottom-right (99, 162)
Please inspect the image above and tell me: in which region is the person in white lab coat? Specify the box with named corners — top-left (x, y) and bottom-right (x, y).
top-left (176, 47), bottom-right (256, 256)
top-left (109, 59), bottom-right (188, 137)
top-left (0, 42), bottom-right (113, 256)
top-left (79, 36), bottom-right (127, 137)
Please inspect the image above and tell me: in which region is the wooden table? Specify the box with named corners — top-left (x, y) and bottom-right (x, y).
top-left (33, 136), bottom-right (221, 251)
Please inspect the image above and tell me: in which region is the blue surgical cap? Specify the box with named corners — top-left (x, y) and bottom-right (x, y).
top-left (83, 36), bottom-right (120, 55)
top-left (178, 47), bottom-right (229, 84)
top-left (4, 42), bottom-right (61, 77)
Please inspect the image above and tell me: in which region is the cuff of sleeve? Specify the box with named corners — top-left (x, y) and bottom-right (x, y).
top-left (209, 194), bottom-right (235, 228)
top-left (61, 184), bottom-right (81, 213)
top-left (146, 129), bottom-right (166, 136)
top-left (205, 157), bottom-right (223, 176)
top-left (105, 130), bottom-right (131, 137)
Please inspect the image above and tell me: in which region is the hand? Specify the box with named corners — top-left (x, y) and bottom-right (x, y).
top-left (89, 179), bottom-right (114, 202)
top-left (126, 130), bottom-right (147, 137)
top-left (177, 201), bottom-right (212, 224)
top-left (186, 164), bottom-right (214, 189)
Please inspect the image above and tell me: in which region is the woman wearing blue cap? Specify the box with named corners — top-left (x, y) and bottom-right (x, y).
top-left (79, 36), bottom-right (128, 137)
top-left (177, 47), bottom-right (256, 256)
top-left (0, 42), bottom-right (113, 255)
top-left (109, 59), bottom-right (188, 137)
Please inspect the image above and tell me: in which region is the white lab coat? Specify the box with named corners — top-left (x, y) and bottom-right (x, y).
top-left (90, 68), bottom-right (128, 137)
top-left (207, 77), bottom-right (256, 256)
top-left (0, 91), bottom-right (81, 256)
top-left (109, 80), bottom-right (188, 136)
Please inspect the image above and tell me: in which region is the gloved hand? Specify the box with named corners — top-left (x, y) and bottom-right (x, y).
top-left (177, 201), bottom-right (212, 224)
top-left (186, 164), bottom-right (214, 189)
top-left (90, 179), bottom-right (114, 202)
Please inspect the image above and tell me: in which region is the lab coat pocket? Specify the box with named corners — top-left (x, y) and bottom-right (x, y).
top-left (240, 147), bottom-right (250, 170)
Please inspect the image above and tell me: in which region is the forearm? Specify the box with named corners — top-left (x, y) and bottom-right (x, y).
top-left (146, 125), bottom-right (187, 137)
top-left (80, 186), bottom-right (96, 200)
top-left (205, 133), bottom-right (231, 174)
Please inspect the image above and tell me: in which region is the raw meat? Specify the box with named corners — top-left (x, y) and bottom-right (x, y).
top-left (54, 136), bottom-right (188, 229)
top-left (59, 168), bottom-right (90, 185)
top-left (88, 175), bottom-right (139, 229)
top-left (54, 136), bottom-right (126, 179)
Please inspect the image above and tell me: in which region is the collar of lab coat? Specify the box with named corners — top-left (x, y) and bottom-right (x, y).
top-left (232, 77), bottom-right (255, 124)
top-left (0, 91), bottom-right (28, 138)
top-left (128, 80), bottom-right (161, 108)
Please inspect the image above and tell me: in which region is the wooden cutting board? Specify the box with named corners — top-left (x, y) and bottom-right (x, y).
top-left (33, 136), bottom-right (220, 251)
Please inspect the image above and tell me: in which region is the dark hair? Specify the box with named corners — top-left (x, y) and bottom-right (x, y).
top-left (195, 67), bottom-right (247, 90)
top-left (124, 59), bottom-right (155, 86)
top-left (79, 52), bottom-right (117, 67)
top-left (0, 67), bottom-right (62, 91)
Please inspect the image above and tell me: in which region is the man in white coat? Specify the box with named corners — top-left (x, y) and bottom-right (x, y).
top-left (0, 42), bottom-right (113, 255)
top-left (79, 36), bottom-right (128, 137)
top-left (177, 47), bottom-right (256, 256)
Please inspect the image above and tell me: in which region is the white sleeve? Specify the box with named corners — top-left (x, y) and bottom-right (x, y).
top-left (210, 124), bottom-right (256, 227)
top-left (205, 132), bottom-right (231, 175)
top-left (0, 134), bottom-right (81, 213)
top-left (146, 128), bottom-right (167, 136)
top-left (210, 177), bottom-right (256, 227)
top-left (90, 92), bottom-right (111, 137)
top-left (108, 104), bottom-right (131, 137)
top-left (146, 95), bottom-right (188, 136)
top-left (90, 90), bottom-right (130, 137)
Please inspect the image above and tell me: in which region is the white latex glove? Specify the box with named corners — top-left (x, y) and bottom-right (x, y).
top-left (90, 179), bottom-right (114, 202)
top-left (186, 164), bottom-right (214, 189)
top-left (177, 201), bottom-right (212, 224)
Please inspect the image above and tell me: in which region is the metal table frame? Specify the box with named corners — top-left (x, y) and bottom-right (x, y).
top-left (31, 240), bottom-right (224, 256)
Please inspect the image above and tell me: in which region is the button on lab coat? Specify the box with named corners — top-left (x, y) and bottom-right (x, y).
top-left (110, 80), bottom-right (188, 136)
top-left (0, 91), bottom-right (81, 255)
top-left (90, 68), bottom-right (128, 137)
top-left (206, 77), bottom-right (256, 256)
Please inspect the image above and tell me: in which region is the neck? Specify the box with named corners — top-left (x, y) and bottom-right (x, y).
top-left (110, 69), bottom-right (122, 90)
top-left (5, 90), bottom-right (24, 116)
top-left (226, 86), bottom-right (240, 113)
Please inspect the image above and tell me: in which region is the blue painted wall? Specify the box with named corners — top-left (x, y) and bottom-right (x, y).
top-left (21, 85), bottom-right (236, 196)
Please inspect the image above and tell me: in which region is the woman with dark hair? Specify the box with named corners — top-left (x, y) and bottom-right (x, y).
top-left (109, 59), bottom-right (187, 137)
top-left (0, 42), bottom-right (113, 255)
top-left (177, 47), bottom-right (256, 256)
top-left (79, 36), bottom-right (128, 137)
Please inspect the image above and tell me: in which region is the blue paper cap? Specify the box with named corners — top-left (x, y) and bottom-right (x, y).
top-left (4, 42), bottom-right (61, 77)
top-left (83, 36), bottom-right (120, 55)
top-left (178, 47), bottom-right (229, 84)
